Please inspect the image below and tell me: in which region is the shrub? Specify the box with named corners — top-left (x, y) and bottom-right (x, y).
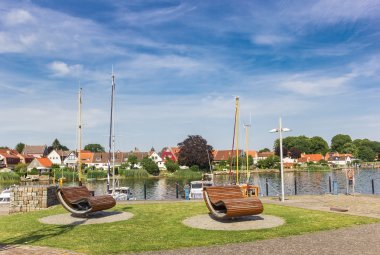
top-left (165, 159), bottom-right (180, 173)
top-left (86, 170), bottom-right (108, 179)
top-left (0, 172), bottom-right (20, 181)
top-left (119, 169), bottom-right (149, 178)
top-left (189, 165), bottom-right (199, 172)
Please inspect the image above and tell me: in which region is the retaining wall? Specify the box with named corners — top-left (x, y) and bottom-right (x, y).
top-left (9, 186), bottom-right (58, 214)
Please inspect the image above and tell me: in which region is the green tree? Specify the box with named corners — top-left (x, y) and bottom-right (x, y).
top-left (256, 155), bottom-right (280, 169)
top-left (276, 136), bottom-right (311, 153)
top-left (357, 146), bottom-right (376, 162)
top-left (141, 157), bottom-right (159, 176)
top-left (14, 163), bottom-right (27, 174)
top-left (331, 134), bottom-right (352, 152)
top-left (165, 158), bottom-right (180, 173)
top-left (15, 143), bottom-right (25, 153)
top-left (259, 148), bottom-right (270, 153)
top-left (341, 142), bottom-right (358, 157)
top-left (177, 135), bottom-right (213, 171)
top-left (84, 144), bottom-right (105, 152)
top-left (127, 155), bottom-right (138, 169)
top-left (309, 136), bottom-right (329, 154)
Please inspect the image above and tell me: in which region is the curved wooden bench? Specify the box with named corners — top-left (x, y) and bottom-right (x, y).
top-left (56, 186), bottom-right (116, 216)
top-left (203, 185), bottom-right (263, 219)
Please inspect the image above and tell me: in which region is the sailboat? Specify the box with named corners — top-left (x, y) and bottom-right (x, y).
top-left (107, 69), bottom-right (134, 200)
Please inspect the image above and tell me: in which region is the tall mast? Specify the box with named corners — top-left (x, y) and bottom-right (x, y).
top-left (77, 88), bottom-right (83, 185)
top-left (244, 123), bottom-right (251, 184)
top-left (235, 96), bottom-right (239, 184)
top-left (107, 68), bottom-right (116, 194)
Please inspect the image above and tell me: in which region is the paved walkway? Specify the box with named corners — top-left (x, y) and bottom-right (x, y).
top-left (1, 195), bottom-right (380, 255)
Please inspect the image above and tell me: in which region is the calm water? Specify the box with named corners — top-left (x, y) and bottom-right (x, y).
top-left (1, 169), bottom-right (379, 200)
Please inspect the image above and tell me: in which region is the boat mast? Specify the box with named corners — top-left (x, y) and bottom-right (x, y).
top-left (77, 88), bottom-right (83, 186)
top-left (235, 96), bottom-right (240, 184)
top-left (107, 68), bottom-right (116, 194)
top-left (244, 122), bottom-right (251, 184)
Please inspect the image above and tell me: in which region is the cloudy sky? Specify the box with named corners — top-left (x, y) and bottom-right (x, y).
top-left (1, 0), bottom-right (379, 152)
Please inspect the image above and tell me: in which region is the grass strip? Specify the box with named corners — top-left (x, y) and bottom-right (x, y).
top-left (0, 202), bottom-right (378, 254)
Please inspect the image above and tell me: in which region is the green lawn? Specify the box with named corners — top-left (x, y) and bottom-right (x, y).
top-left (0, 202), bottom-right (378, 254)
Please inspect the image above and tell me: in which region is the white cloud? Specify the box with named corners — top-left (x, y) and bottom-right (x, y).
top-left (3, 9), bottom-right (34, 25)
top-left (48, 61), bottom-right (83, 77)
top-left (251, 34), bottom-right (294, 46)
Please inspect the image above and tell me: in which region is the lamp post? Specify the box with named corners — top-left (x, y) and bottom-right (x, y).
top-left (269, 117), bottom-right (291, 202)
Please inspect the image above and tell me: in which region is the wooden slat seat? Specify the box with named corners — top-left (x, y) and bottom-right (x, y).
top-left (203, 185), bottom-right (263, 219)
top-left (56, 186), bottom-right (116, 216)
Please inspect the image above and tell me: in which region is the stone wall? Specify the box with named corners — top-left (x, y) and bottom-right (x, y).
top-left (9, 186), bottom-right (59, 214)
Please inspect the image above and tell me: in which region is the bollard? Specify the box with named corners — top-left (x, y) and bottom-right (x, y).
top-left (329, 176), bottom-right (331, 193)
top-left (372, 179), bottom-right (375, 195)
top-left (176, 182), bottom-right (179, 199)
top-left (265, 178), bottom-right (269, 196)
top-left (294, 176), bottom-right (297, 195)
top-left (144, 182), bottom-right (147, 200)
top-left (332, 180), bottom-right (338, 195)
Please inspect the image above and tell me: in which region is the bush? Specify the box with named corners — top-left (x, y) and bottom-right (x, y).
top-left (165, 159), bottom-right (180, 173)
top-left (0, 172), bottom-right (20, 181)
top-left (29, 168), bottom-right (39, 175)
top-left (141, 157), bottom-right (160, 176)
top-left (119, 169), bottom-right (149, 178)
top-left (86, 170), bottom-right (107, 179)
top-left (52, 168), bottom-right (78, 181)
top-left (172, 169), bottom-right (202, 179)
top-left (189, 165), bottom-right (200, 172)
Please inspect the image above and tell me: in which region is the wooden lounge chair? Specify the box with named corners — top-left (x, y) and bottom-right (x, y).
top-left (203, 185), bottom-right (263, 219)
top-left (56, 186), bottom-right (116, 216)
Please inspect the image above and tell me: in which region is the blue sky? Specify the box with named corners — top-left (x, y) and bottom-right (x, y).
top-left (1, 0), bottom-right (379, 152)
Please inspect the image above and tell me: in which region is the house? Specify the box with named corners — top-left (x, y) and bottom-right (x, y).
top-left (328, 154), bottom-right (353, 166)
top-left (149, 151), bottom-right (165, 169)
top-left (17, 154), bottom-right (35, 164)
top-left (22, 145), bottom-right (48, 158)
top-left (298, 154), bottom-right (324, 164)
top-left (63, 151), bottom-right (78, 168)
top-left (27, 157), bottom-right (53, 172)
top-left (257, 151), bottom-right (274, 160)
top-left (47, 150), bottom-right (70, 165)
top-left (161, 147), bottom-right (179, 162)
top-left (89, 152), bottom-right (126, 170)
top-left (0, 149), bottom-right (21, 169)
top-left (212, 150), bottom-right (244, 168)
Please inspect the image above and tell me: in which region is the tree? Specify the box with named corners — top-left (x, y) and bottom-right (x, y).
top-left (309, 136), bottom-right (329, 154)
top-left (341, 142), bottom-right (358, 157)
top-left (165, 159), bottom-right (180, 173)
top-left (289, 147), bottom-right (302, 159)
top-left (331, 134), bottom-right (352, 152)
top-left (127, 155), bottom-right (138, 169)
top-left (274, 146), bottom-right (288, 157)
top-left (84, 144), bottom-right (105, 152)
top-left (14, 163), bottom-right (27, 174)
top-left (15, 143), bottom-right (25, 153)
top-left (177, 135), bottom-right (213, 171)
top-left (257, 155), bottom-right (280, 169)
top-left (259, 148), bottom-right (270, 153)
top-left (275, 136), bottom-right (311, 153)
top-left (357, 146), bottom-right (376, 162)
top-left (141, 157), bottom-right (159, 175)
top-left (48, 139), bottom-right (69, 153)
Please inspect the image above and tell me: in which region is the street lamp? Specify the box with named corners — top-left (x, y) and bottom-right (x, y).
top-left (269, 117), bottom-right (291, 202)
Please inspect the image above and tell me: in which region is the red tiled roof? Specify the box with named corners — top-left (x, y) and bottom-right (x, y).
top-left (213, 150), bottom-right (243, 161)
top-left (36, 158), bottom-right (53, 167)
top-left (257, 152), bottom-right (274, 158)
top-left (299, 154), bottom-right (323, 163)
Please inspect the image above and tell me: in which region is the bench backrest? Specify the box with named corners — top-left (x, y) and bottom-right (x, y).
top-left (204, 185), bottom-right (244, 204)
top-left (60, 186), bottom-right (91, 203)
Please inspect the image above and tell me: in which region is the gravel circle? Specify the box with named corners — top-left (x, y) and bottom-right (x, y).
top-left (182, 214), bottom-right (284, 231)
top-left (39, 211), bottom-right (133, 225)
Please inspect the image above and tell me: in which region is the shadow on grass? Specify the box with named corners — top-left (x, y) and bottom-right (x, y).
top-left (0, 223), bottom-right (77, 246)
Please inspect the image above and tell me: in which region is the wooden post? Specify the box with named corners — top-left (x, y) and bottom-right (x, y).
top-left (265, 178), bottom-right (269, 196)
top-left (329, 176), bottom-right (332, 193)
top-left (144, 182), bottom-right (147, 200)
top-left (176, 182), bottom-right (179, 199)
top-left (294, 176), bottom-right (297, 195)
top-left (372, 179), bottom-right (375, 195)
